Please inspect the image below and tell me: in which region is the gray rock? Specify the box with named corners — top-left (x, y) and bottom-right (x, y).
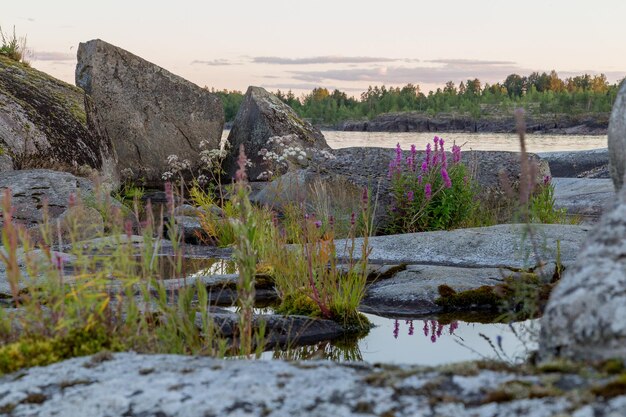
top-left (361, 265), bottom-right (507, 316)
top-left (537, 148), bottom-right (608, 178)
top-left (76, 39), bottom-right (224, 186)
top-left (0, 169), bottom-right (96, 228)
top-left (336, 223), bottom-right (588, 270)
top-left (58, 205), bottom-right (104, 241)
top-left (540, 185), bottom-right (626, 361)
top-left (0, 55), bottom-right (117, 183)
top-left (552, 177), bottom-right (615, 219)
top-left (0, 249), bottom-right (75, 296)
top-left (608, 80), bottom-right (626, 190)
top-left (258, 147), bottom-right (550, 231)
top-left (0, 352), bottom-right (619, 417)
top-left (225, 86), bottom-right (329, 180)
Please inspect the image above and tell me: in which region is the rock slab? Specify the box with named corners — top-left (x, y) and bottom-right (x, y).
top-left (0, 352), bottom-right (623, 417)
top-left (76, 39), bottom-right (224, 185)
top-left (552, 177), bottom-right (615, 219)
top-left (225, 86), bottom-right (328, 180)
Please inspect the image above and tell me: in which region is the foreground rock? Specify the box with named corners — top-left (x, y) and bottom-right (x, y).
top-left (76, 39), bottom-right (224, 185)
top-left (1, 352), bottom-right (623, 417)
top-left (552, 177), bottom-right (615, 221)
top-left (537, 148), bottom-right (608, 178)
top-left (225, 86), bottom-right (329, 180)
top-left (608, 81), bottom-right (626, 190)
top-left (0, 55), bottom-right (117, 182)
top-left (540, 185), bottom-right (626, 361)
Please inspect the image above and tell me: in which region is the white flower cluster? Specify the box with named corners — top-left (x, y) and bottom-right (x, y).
top-left (317, 149), bottom-right (336, 160)
top-left (199, 139), bottom-right (229, 170)
top-left (162, 154), bottom-right (191, 180)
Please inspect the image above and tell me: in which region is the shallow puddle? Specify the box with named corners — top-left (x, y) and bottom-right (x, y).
top-left (263, 313), bottom-right (538, 365)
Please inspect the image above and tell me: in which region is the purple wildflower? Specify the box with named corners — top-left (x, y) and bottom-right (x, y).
top-left (423, 321), bottom-right (429, 336)
top-left (408, 320), bottom-right (414, 336)
top-left (425, 143), bottom-right (432, 168)
top-left (314, 220), bottom-right (322, 229)
top-left (421, 160), bottom-right (428, 173)
top-left (449, 321), bottom-right (459, 334)
top-left (388, 160), bottom-right (397, 179)
top-left (393, 319), bottom-right (400, 339)
top-left (361, 187), bottom-right (369, 208)
top-left (433, 136), bottom-right (439, 153)
top-left (418, 175), bottom-right (423, 184)
top-left (424, 183), bottom-right (432, 200)
top-left (350, 212), bottom-right (356, 226)
top-left (543, 175), bottom-right (552, 185)
top-left (407, 190), bottom-right (414, 202)
top-left (441, 167), bottom-right (452, 188)
top-left (409, 144), bottom-right (417, 171)
top-left (395, 143), bottom-right (403, 168)
top-left (452, 144), bottom-right (462, 164)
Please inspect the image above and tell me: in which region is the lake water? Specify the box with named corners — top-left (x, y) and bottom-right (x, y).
top-left (222, 129), bottom-right (607, 153)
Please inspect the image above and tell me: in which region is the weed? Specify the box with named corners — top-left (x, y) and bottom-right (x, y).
top-left (0, 25), bottom-right (29, 64)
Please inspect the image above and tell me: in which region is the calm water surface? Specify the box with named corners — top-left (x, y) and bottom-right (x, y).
top-left (223, 129), bottom-right (606, 153)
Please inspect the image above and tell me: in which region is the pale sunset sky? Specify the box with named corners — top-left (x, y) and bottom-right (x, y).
top-left (3, 0), bottom-right (625, 96)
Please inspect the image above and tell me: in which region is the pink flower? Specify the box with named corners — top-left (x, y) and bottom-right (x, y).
top-left (452, 144), bottom-right (462, 164)
top-left (314, 220), bottom-right (322, 228)
top-left (424, 183), bottom-right (432, 200)
top-left (441, 168), bottom-right (452, 188)
top-left (407, 190), bottom-right (414, 202)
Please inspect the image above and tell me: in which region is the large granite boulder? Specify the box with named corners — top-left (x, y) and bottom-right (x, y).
top-left (608, 80), bottom-right (626, 190)
top-left (540, 86), bottom-right (626, 361)
top-left (539, 184), bottom-right (626, 361)
top-left (76, 39), bottom-right (224, 186)
top-left (225, 86), bottom-right (329, 180)
top-left (0, 55), bottom-right (117, 184)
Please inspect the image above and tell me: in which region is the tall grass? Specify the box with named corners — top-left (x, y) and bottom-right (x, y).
top-left (0, 26), bottom-right (28, 64)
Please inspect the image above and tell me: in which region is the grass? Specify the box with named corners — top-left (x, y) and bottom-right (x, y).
top-left (0, 26), bottom-right (28, 65)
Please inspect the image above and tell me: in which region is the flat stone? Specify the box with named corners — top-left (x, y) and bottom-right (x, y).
top-left (537, 148), bottom-right (608, 178)
top-left (0, 352), bottom-right (619, 417)
top-left (336, 224), bottom-right (589, 270)
top-left (552, 177), bottom-right (615, 218)
top-left (361, 264), bottom-right (507, 316)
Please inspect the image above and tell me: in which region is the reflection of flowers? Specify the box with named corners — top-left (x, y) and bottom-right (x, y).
top-left (393, 319), bottom-right (459, 343)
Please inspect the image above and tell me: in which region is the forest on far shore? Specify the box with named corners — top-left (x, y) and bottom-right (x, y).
top-left (211, 71), bottom-right (622, 125)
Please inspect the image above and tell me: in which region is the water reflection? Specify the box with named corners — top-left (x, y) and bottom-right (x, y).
top-left (270, 338), bottom-right (363, 361)
top-left (393, 319), bottom-right (460, 343)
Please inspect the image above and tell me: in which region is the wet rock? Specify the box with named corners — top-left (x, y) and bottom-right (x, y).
top-left (608, 80), bottom-right (626, 190)
top-left (0, 55), bottom-right (117, 183)
top-left (225, 86), bottom-right (329, 180)
top-left (0, 170), bottom-right (96, 228)
top-left (336, 224), bottom-right (588, 269)
top-left (171, 215), bottom-right (205, 244)
top-left (540, 185), bottom-right (626, 361)
top-left (0, 352), bottom-right (620, 417)
top-left (537, 148), bottom-right (608, 178)
top-left (76, 39), bottom-right (224, 186)
top-left (552, 177), bottom-right (615, 220)
top-left (0, 250), bottom-right (75, 296)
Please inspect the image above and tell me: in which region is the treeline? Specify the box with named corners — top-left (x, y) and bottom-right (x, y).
top-left (209, 70), bottom-right (622, 125)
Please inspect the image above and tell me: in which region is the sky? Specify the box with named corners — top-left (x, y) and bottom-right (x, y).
top-left (3, 0), bottom-right (626, 97)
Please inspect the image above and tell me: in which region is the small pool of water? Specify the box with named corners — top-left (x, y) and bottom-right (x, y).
top-left (260, 313), bottom-right (538, 365)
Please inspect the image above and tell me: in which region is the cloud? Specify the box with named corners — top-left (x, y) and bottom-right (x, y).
top-left (427, 58), bottom-right (517, 66)
top-left (261, 82), bottom-right (364, 93)
top-left (252, 56), bottom-right (398, 65)
top-left (191, 59), bottom-right (238, 66)
top-left (289, 59), bottom-right (528, 85)
top-left (31, 51), bottom-right (75, 61)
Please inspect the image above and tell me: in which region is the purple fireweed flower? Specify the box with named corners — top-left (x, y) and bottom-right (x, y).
top-left (441, 167), bottom-right (452, 188)
top-left (407, 190), bottom-right (414, 202)
top-left (395, 143), bottom-right (403, 168)
top-left (449, 321), bottom-right (459, 334)
top-left (421, 160), bottom-right (428, 173)
top-left (424, 183), bottom-right (432, 200)
top-left (418, 175), bottom-right (423, 184)
top-left (543, 175), bottom-right (552, 185)
top-left (425, 143), bottom-right (432, 168)
top-left (393, 319), bottom-right (400, 339)
top-left (452, 144), bottom-right (462, 164)
top-left (350, 212), bottom-right (356, 225)
top-left (408, 320), bottom-right (414, 336)
top-left (432, 152), bottom-right (440, 166)
top-left (314, 220), bottom-right (322, 228)
top-left (361, 187), bottom-right (369, 207)
top-left (433, 136), bottom-right (439, 153)
top-left (423, 321), bottom-right (429, 336)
